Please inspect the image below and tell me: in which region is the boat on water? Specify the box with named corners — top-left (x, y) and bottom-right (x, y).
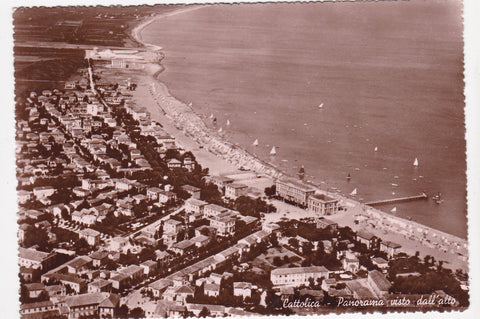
top-left (350, 188), bottom-right (357, 196)
top-left (298, 165), bottom-right (305, 179)
top-left (218, 127), bottom-right (222, 133)
top-left (391, 207), bottom-right (397, 213)
top-left (270, 146), bottom-right (277, 156)
top-left (346, 173), bottom-right (351, 180)
top-left (253, 139), bottom-right (259, 146)
top-left (374, 146), bottom-right (378, 152)
top-left (318, 103), bottom-right (324, 109)
top-left (188, 102), bottom-right (192, 107)
top-left (226, 119), bottom-right (231, 126)
top-left (413, 157), bottom-right (419, 167)
top-left (432, 192), bottom-right (443, 204)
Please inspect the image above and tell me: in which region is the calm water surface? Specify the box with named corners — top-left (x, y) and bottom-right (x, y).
top-left (142, 0), bottom-right (466, 238)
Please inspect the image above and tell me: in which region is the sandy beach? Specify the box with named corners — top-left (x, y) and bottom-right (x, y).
top-left (123, 8), bottom-right (468, 272)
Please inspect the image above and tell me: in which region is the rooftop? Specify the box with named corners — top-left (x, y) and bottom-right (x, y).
top-left (18, 247), bottom-right (53, 262)
top-left (271, 266), bottom-right (329, 276)
top-left (310, 193), bottom-right (338, 202)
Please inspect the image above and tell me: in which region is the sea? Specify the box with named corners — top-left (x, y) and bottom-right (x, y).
top-left (140, 0), bottom-right (467, 238)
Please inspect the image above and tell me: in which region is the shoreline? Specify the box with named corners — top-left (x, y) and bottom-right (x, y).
top-left (128, 8), bottom-right (468, 270)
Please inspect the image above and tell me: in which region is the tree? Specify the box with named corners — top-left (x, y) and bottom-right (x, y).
top-left (129, 307), bottom-right (145, 318)
top-left (288, 238), bottom-right (299, 249)
top-left (117, 304), bottom-right (129, 318)
top-left (264, 185), bottom-right (276, 197)
top-left (23, 226), bottom-right (49, 250)
top-left (270, 235), bottom-right (279, 247)
top-left (199, 306), bottom-right (211, 318)
top-left (302, 241), bottom-right (314, 256)
top-left (273, 256), bottom-right (283, 267)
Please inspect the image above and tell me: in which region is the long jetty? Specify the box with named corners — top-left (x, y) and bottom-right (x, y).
top-left (365, 193), bottom-right (428, 206)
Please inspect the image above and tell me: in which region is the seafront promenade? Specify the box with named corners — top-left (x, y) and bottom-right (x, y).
top-left (127, 9), bottom-right (468, 271)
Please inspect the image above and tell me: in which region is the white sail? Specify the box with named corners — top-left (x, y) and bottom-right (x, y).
top-left (209, 114), bottom-right (214, 119)
top-left (374, 146), bottom-right (378, 152)
top-left (270, 146), bottom-right (277, 155)
top-left (391, 207), bottom-right (397, 213)
top-left (350, 188), bottom-right (357, 196)
top-left (318, 103), bottom-right (324, 108)
top-left (218, 127), bottom-right (223, 133)
top-left (253, 139), bottom-right (259, 146)
top-left (413, 157), bottom-right (419, 167)
top-left (226, 119), bottom-right (231, 126)
top-left (188, 102), bottom-right (192, 107)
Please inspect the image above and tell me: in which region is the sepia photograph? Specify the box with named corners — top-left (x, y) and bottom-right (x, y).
top-left (5, 0), bottom-right (480, 318)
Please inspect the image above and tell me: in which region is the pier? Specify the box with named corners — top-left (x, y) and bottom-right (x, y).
top-left (365, 193), bottom-right (428, 206)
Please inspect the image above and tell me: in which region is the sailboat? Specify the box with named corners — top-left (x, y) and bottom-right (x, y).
top-left (413, 157), bottom-right (419, 167)
top-left (226, 119), bottom-right (231, 126)
top-left (270, 146), bottom-right (277, 156)
top-left (298, 165), bottom-right (305, 180)
top-left (391, 207), bottom-right (397, 213)
top-left (253, 139), bottom-right (259, 146)
top-left (209, 114), bottom-right (214, 119)
top-left (350, 188), bottom-right (357, 196)
top-left (188, 102), bottom-right (192, 107)
top-left (218, 127), bottom-right (223, 133)
top-left (318, 103), bottom-right (324, 109)
top-left (374, 146), bottom-right (378, 152)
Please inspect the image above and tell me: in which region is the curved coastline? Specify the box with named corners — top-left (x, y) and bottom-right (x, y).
top-left (130, 8), bottom-right (468, 268)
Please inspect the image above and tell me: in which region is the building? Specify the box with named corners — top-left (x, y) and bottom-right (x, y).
top-left (61, 292), bottom-right (120, 319)
top-left (233, 282), bottom-right (252, 298)
top-left (79, 228), bottom-right (101, 246)
top-left (271, 266), bottom-right (329, 287)
top-left (164, 218), bottom-right (183, 235)
top-left (185, 198), bottom-right (208, 215)
top-left (225, 183), bottom-right (248, 200)
top-left (316, 217), bottom-right (339, 231)
top-left (367, 270), bottom-right (391, 298)
top-left (275, 178), bottom-right (315, 207)
top-left (90, 250), bottom-right (110, 268)
top-left (209, 176), bottom-right (234, 191)
top-left (66, 256), bottom-right (93, 275)
top-left (171, 240), bottom-right (196, 255)
top-left (167, 158), bottom-right (182, 169)
top-left (308, 194), bottom-right (339, 215)
top-left (45, 284), bottom-right (66, 298)
top-left (372, 256), bottom-right (389, 271)
top-left (19, 300), bottom-right (59, 318)
top-left (18, 247), bottom-right (57, 271)
top-left (147, 187), bottom-right (163, 201)
top-left (191, 235), bottom-right (210, 248)
top-left (340, 252), bottom-right (360, 273)
top-left (181, 185), bottom-right (201, 199)
top-left (356, 231), bottom-right (381, 250)
top-left (158, 190), bottom-right (177, 204)
top-left (110, 237), bottom-right (128, 251)
top-left (42, 273), bottom-right (87, 293)
top-left (24, 282), bottom-right (46, 299)
top-left (141, 260), bottom-right (157, 276)
top-left (203, 204), bottom-right (228, 218)
top-left (204, 283), bottom-right (221, 297)
top-left (210, 214), bottom-right (236, 237)
top-left (380, 240), bottom-right (402, 258)
top-left (88, 279), bottom-right (113, 293)
top-left (33, 186), bottom-right (55, 199)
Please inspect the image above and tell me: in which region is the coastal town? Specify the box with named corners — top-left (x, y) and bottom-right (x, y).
top-left (14, 5), bottom-right (470, 319)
